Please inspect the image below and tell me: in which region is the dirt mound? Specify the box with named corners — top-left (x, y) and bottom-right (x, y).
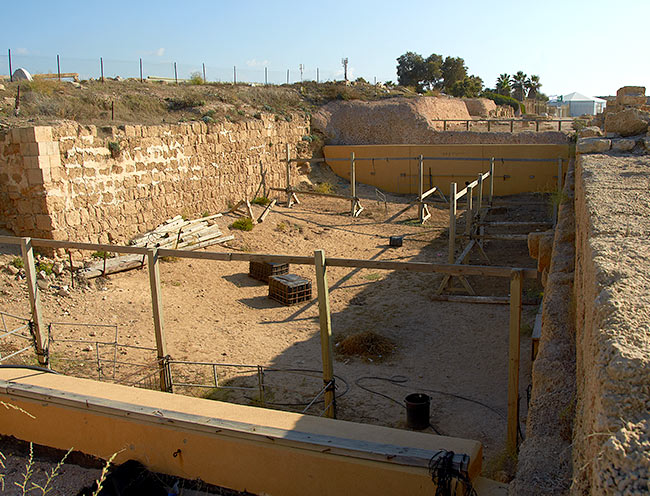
top-left (312, 96), bottom-right (471, 144)
top-left (464, 98), bottom-right (497, 117)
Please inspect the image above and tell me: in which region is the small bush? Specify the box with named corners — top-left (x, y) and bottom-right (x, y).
top-left (10, 257), bottom-right (24, 269)
top-left (107, 141), bottom-right (121, 159)
top-left (91, 251), bottom-right (110, 259)
top-left (189, 72), bottom-right (204, 85)
top-left (166, 95), bottom-right (205, 111)
top-left (572, 118), bottom-right (589, 131)
top-left (251, 196), bottom-right (270, 206)
top-left (335, 330), bottom-right (396, 361)
top-left (314, 182), bottom-right (334, 194)
top-left (481, 91), bottom-right (521, 114)
top-left (275, 222), bottom-right (287, 232)
top-left (230, 217), bottom-right (254, 231)
top-left (36, 261), bottom-right (53, 275)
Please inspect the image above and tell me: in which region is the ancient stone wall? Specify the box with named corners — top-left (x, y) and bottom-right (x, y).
top-left (572, 153), bottom-right (649, 495)
top-left (0, 114), bottom-right (310, 243)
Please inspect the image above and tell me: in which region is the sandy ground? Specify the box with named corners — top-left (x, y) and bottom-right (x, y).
top-left (0, 181), bottom-right (548, 491)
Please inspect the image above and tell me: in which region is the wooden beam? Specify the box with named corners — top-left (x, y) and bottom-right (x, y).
top-left (465, 185), bottom-right (473, 236)
top-left (489, 157), bottom-right (495, 205)
top-left (449, 183), bottom-right (457, 265)
top-left (20, 238), bottom-right (47, 367)
top-left (431, 295), bottom-right (511, 305)
top-left (470, 234), bottom-right (529, 242)
top-left (286, 144), bottom-right (293, 207)
top-left (350, 152), bottom-right (356, 217)
top-left (269, 188), bottom-right (352, 201)
top-left (147, 248), bottom-right (170, 392)
top-left (257, 199), bottom-right (277, 223)
top-left (507, 269), bottom-right (523, 455)
top-left (314, 250), bottom-right (335, 419)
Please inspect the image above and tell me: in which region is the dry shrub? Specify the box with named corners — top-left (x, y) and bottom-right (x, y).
top-left (335, 330), bottom-right (396, 361)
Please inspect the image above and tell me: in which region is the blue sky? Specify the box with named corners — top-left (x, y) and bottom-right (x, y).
top-left (2, 0), bottom-right (648, 96)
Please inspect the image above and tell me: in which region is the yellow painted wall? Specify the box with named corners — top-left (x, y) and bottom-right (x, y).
top-left (323, 144), bottom-right (572, 196)
top-left (0, 370), bottom-right (482, 496)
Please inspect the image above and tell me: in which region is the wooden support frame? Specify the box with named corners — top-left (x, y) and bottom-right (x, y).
top-left (20, 237), bottom-right (48, 367)
top-left (417, 155), bottom-right (432, 224)
top-left (314, 249), bottom-right (336, 419)
top-left (507, 269), bottom-right (523, 454)
top-left (147, 248), bottom-right (170, 392)
top-left (349, 152), bottom-right (363, 217)
top-left (257, 199), bottom-right (277, 223)
top-left (2, 234), bottom-right (534, 453)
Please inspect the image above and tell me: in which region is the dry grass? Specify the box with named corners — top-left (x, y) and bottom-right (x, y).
top-left (335, 330), bottom-right (396, 361)
top-left (0, 78), bottom-right (414, 132)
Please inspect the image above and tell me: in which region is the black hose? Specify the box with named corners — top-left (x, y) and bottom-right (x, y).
top-left (0, 364), bottom-right (58, 374)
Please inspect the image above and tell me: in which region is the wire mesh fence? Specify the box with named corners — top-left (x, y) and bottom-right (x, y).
top-left (0, 311), bottom-right (34, 365)
top-left (46, 321), bottom-right (160, 388)
top-left (3, 51), bottom-right (350, 85)
top-left (167, 360), bottom-right (346, 416)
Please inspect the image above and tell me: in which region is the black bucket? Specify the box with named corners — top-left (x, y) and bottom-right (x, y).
top-left (405, 393), bottom-right (430, 430)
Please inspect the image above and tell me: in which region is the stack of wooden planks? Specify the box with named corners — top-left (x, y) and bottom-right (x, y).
top-left (79, 214), bottom-right (234, 279)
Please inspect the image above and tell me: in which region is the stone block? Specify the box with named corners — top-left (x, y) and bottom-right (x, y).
top-left (35, 214), bottom-right (53, 230)
top-left (617, 95), bottom-right (646, 107)
top-left (605, 108), bottom-right (650, 136)
top-left (30, 126), bottom-right (54, 142)
top-left (26, 169), bottom-right (44, 185)
top-left (616, 86), bottom-right (645, 98)
top-left (578, 126), bottom-right (603, 138)
top-left (20, 142), bottom-right (40, 156)
top-left (23, 155), bottom-right (50, 170)
top-left (577, 138), bottom-right (611, 154)
top-left (611, 139), bottom-right (637, 152)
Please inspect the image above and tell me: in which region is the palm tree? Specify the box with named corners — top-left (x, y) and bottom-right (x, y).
top-left (496, 73), bottom-right (511, 96)
top-left (526, 75), bottom-right (542, 100)
top-left (511, 71), bottom-right (527, 101)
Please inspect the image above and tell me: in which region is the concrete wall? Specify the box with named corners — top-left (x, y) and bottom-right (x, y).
top-left (0, 368), bottom-right (484, 496)
top-left (324, 144), bottom-right (571, 196)
top-left (0, 115), bottom-right (309, 243)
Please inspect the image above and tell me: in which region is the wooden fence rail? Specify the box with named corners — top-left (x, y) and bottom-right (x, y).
top-left (0, 234), bottom-right (535, 453)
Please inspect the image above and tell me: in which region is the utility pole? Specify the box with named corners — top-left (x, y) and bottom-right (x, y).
top-left (341, 57), bottom-right (348, 82)
top-left (299, 63), bottom-right (304, 82)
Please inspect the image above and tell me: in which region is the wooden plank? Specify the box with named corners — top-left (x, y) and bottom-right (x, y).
top-left (420, 186), bottom-right (438, 200)
top-left (478, 221), bottom-right (553, 227)
top-left (269, 188), bottom-right (352, 200)
top-left (449, 183), bottom-right (457, 265)
top-left (2, 378), bottom-right (480, 472)
top-left (29, 239), bottom-right (148, 255)
top-left (431, 295), bottom-right (511, 305)
top-left (19, 238), bottom-right (47, 367)
top-left (245, 200), bottom-right (256, 224)
top-left (258, 199), bottom-right (277, 223)
top-left (507, 269), bottom-right (523, 454)
top-left (314, 250), bottom-right (335, 419)
top-left (350, 152), bottom-right (356, 217)
top-left (470, 234), bottom-right (529, 242)
top-left (489, 158), bottom-right (495, 205)
top-left (147, 249), bottom-right (169, 392)
top-left (465, 185), bottom-right (473, 236)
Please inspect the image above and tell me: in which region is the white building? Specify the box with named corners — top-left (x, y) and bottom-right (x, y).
top-left (548, 92), bottom-right (607, 117)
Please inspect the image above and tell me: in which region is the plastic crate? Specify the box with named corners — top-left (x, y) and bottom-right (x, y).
top-left (249, 261), bottom-right (289, 283)
top-left (269, 274), bottom-right (312, 305)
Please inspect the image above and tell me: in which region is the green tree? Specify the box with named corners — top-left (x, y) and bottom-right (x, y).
top-left (496, 73), bottom-right (511, 97)
top-left (526, 75), bottom-right (542, 99)
top-left (396, 52), bottom-right (443, 92)
top-left (441, 56), bottom-right (468, 92)
top-left (449, 75), bottom-right (484, 98)
top-left (396, 52), bottom-right (427, 90)
top-left (511, 71), bottom-right (527, 101)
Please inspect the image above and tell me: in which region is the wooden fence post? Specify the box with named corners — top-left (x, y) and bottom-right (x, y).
top-left (477, 173), bottom-right (484, 213)
top-left (350, 152), bottom-right (356, 217)
top-left (507, 269), bottom-right (523, 454)
top-left (489, 157), bottom-right (495, 205)
top-left (286, 144), bottom-right (292, 207)
top-left (465, 185), bottom-right (474, 236)
top-left (449, 183), bottom-right (457, 264)
top-left (510, 120), bottom-right (514, 132)
top-left (20, 237), bottom-right (48, 367)
top-left (314, 249), bottom-right (335, 419)
top-left (147, 248), bottom-right (170, 392)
